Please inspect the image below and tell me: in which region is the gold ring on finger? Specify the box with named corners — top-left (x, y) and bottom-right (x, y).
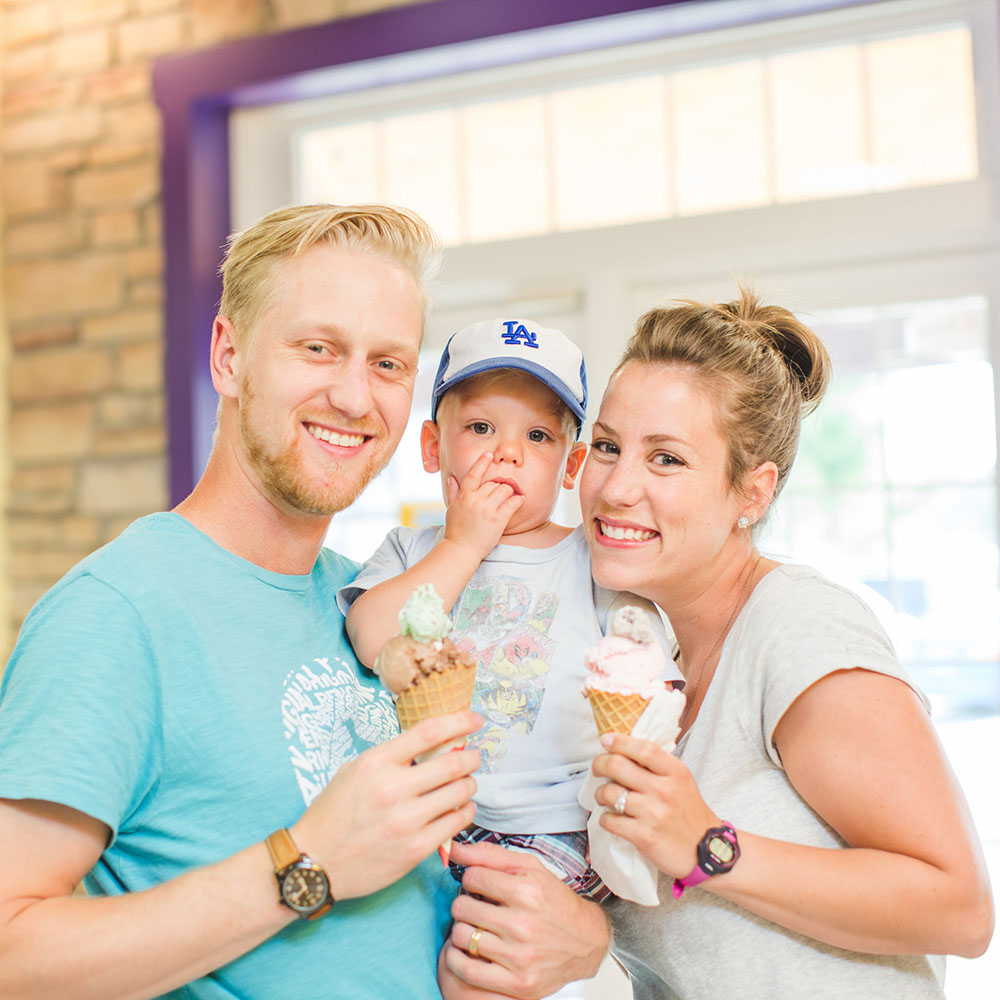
top-left (468, 925), bottom-right (485, 959)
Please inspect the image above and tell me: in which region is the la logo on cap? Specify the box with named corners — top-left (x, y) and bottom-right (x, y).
top-left (499, 321), bottom-right (539, 349)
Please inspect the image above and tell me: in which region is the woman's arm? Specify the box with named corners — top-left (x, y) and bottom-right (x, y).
top-left (593, 668), bottom-right (994, 957)
top-left (438, 841), bottom-right (610, 999)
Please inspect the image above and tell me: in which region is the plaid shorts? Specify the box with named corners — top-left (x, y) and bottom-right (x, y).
top-left (449, 825), bottom-right (610, 902)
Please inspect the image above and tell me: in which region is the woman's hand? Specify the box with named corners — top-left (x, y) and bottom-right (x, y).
top-left (590, 732), bottom-right (718, 880)
top-left (440, 841), bottom-right (610, 999)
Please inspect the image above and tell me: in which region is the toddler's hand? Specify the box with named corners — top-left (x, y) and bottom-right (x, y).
top-left (443, 452), bottom-right (524, 558)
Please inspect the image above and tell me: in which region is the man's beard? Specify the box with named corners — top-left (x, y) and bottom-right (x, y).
top-left (239, 386), bottom-right (389, 516)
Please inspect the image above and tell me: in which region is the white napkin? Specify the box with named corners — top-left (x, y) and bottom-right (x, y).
top-left (578, 687), bottom-right (687, 905)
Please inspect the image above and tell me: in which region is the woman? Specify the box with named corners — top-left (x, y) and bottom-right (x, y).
top-left (578, 288), bottom-right (994, 997)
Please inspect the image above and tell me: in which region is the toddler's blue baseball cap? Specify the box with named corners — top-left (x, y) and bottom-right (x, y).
top-left (431, 318), bottom-right (588, 436)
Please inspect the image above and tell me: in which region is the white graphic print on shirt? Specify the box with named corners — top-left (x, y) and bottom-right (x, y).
top-left (282, 656), bottom-right (398, 806)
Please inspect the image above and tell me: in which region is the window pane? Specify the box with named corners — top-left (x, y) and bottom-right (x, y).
top-left (868, 27), bottom-right (978, 188)
top-left (383, 109), bottom-right (462, 244)
top-left (673, 58), bottom-right (769, 215)
top-left (463, 96), bottom-right (549, 243)
top-left (882, 362), bottom-right (996, 485)
top-left (552, 76), bottom-right (669, 230)
top-left (771, 44), bottom-right (868, 201)
top-left (767, 485), bottom-right (891, 584)
top-left (792, 372), bottom-right (885, 488)
top-left (765, 296), bottom-right (997, 720)
top-left (299, 121), bottom-right (378, 203)
top-left (889, 485), bottom-right (999, 668)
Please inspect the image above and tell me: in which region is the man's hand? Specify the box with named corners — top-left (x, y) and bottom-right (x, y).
top-left (441, 840), bottom-right (610, 999)
top-left (443, 452), bottom-right (524, 560)
top-left (293, 711), bottom-right (481, 901)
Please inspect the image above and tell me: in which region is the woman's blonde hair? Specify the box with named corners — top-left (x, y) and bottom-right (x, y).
top-left (219, 203), bottom-right (442, 344)
top-left (618, 285), bottom-right (831, 504)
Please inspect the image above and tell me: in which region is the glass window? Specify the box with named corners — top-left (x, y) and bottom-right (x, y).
top-left (463, 96), bottom-right (550, 242)
top-left (867, 27), bottom-right (978, 188)
top-left (674, 58), bottom-right (769, 214)
top-left (296, 21), bottom-right (979, 247)
top-left (299, 121), bottom-right (378, 203)
top-left (552, 75), bottom-right (670, 229)
top-left (383, 109), bottom-right (462, 245)
top-left (771, 44), bottom-right (868, 201)
top-left (765, 296), bottom-right (998, 717)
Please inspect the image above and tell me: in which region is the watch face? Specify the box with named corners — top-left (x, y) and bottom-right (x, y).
top-left (697, 825), bottom-right (740, 876)
top-left (707, 835), bottom-right (735, 866)
top-left (281, 865), bottom-right (330, 913)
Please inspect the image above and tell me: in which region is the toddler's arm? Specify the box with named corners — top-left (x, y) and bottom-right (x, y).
top-left (346, 452), bottom-right (523, 668)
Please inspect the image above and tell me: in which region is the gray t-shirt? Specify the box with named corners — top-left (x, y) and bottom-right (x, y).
top-left (338, 525), bottom-right (682, 834)
top-left (607, 563), bottom-right (946, 1000)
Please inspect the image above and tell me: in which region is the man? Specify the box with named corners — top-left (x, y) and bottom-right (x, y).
top-left (0, 204), bottom-right (482, 999)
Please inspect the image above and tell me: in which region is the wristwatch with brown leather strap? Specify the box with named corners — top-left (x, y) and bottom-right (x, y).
top-left (265, 827), bottom-right (334, 920)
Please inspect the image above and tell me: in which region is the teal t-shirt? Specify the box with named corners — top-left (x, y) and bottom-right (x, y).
top-left (0, 513), bottom-right (454, 999)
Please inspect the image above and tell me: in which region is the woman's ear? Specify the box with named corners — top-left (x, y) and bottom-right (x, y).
top-left (562, 441), bottom-right (588, 489)
top-left (740, 460), bottom-right (779, 523)
top-left (210, 315), bottom-right (241, 399)
top-left (420, 420), bottom-right (442, 473)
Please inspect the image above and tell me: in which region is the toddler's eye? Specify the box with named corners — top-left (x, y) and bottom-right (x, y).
top-left (470, 422), bottom-right (492, 435)
top-left (527, 429), bottom-right (551, 443)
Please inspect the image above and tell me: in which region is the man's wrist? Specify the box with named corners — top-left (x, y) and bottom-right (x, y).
top-left (266, 827), bottom-right (335, 920)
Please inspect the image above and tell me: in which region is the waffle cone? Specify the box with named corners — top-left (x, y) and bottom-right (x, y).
top-left (585, 689), bottom-right (650, 736)
top-left (395, 661), bottom-right (478, 730)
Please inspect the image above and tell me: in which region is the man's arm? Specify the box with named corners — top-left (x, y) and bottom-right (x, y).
top-left (0, 712), bottom-right (481, 1000)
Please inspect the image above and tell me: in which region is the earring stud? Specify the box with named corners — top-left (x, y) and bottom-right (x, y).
top-left (737, 515), bottom-right (751, 530)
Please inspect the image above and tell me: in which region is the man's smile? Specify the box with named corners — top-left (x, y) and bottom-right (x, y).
top-left (305, 422), bottom-right (370, 449)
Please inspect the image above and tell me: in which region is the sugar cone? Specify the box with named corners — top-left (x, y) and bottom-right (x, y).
top-left (585, 689), bottom-right (650, 736)
top-left (395, 661), bottom-right (478, 867)
top-left (395, 661), bottom-right (478, 731)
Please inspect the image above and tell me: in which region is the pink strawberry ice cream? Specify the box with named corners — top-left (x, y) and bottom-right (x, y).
top-left (584, 605), bottom-right (670, 699)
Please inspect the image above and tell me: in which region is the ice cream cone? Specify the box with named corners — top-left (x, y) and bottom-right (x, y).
top-left (395, 661), bottom-right (478, 866)
top-left (395, 661), bottom-right (478, 732)
top-left (375, 585), bottom-right (480, 867)
top-left (585, 689), bottom-right (650, 736)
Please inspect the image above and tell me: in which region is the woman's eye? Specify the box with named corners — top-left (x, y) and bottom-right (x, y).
top-left (653, 452), bottom-right (682, 467)
top-left (591, 439), bottom-right (619, 455)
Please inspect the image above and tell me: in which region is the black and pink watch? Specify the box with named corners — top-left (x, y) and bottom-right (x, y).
top-left (672, 822), bottom-right (740, 899)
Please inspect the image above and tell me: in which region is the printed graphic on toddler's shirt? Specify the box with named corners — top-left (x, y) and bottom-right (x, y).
top-left (453, 575), bottom-right (558, 773)
top-left (282, 657), bottom-right (398, 806)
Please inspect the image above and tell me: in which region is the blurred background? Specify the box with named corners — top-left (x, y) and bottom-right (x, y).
top-left (1, 0), bottom-right (997, 995)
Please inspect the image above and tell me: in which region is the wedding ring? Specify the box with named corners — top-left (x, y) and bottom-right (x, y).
top-left (613, 789), bottom-right (629, 816)
top-left (468, 925), bottom-right (485, 958)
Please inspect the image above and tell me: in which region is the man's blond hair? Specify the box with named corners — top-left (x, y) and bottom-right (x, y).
top-left (219, 203), bottom-right (442, 345)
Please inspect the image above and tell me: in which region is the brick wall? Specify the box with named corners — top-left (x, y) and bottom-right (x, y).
top-left (1, 0), bottom-right (428, 654)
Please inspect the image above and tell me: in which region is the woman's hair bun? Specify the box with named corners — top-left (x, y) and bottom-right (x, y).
top-left (721, 285), bottom-right (831, 412)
